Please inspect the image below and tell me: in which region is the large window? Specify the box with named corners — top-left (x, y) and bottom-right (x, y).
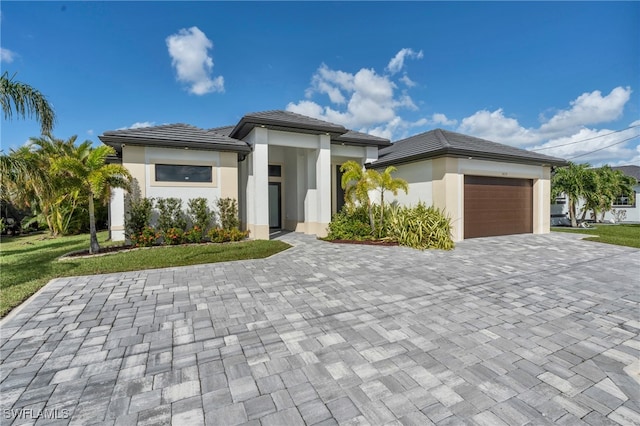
top-left (155, 164), bottom-right (212, 183)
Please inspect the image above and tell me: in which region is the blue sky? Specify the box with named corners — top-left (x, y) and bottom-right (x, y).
top-left (1, 1), bottom-right (639, 166)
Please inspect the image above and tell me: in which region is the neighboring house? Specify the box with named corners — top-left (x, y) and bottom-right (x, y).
top-left (100, 110), bottom-right (566, 242)
top-left (552, 165), bottom-right (640, 224)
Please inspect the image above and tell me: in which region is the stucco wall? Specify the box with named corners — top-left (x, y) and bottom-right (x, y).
top-left (110, 145), bottom-right (239, 241)
top-left (387, 157), bottom-right (551, 242)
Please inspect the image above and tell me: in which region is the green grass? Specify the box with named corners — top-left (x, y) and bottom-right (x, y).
top-left (552, 224), bottom-right (640, 249)
top-left (0, 231), bottom-right (290, 317)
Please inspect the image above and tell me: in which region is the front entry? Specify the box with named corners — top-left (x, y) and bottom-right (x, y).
top-left (269, 182), bottom-right (281, 229)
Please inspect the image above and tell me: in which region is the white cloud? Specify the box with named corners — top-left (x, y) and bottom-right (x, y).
top-left (117, 121), bottom-right (155, 130)
top-left (166, 27), bottom-right (223, 95)
top-left (0, 47), bottom-right (16, 63)
top-left (287, 50), bottom-right (427, 139)
top-left (386, 48), bottom-right (423, 75)
top-left (538, 86), bottom-right (631, 137)
top-left (87, 129), bottom-right (94, 135)
top-left (457, 87), bottom-right (635, 151)
top-left (430, 113), bottom-right (457, 127)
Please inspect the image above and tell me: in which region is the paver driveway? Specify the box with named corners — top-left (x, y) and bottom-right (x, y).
top-left (1, 233), bottom-right (639, 426)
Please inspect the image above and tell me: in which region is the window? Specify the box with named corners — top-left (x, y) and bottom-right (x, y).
top-left (268, 165), bottom-right (282, 177)
top-left (613, 194), bottom-right (635, 207)
top-left (155, 164), bottom-right (212, 183)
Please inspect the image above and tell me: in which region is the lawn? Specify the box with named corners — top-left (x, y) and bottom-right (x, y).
top-left (0, 231), bottom-right (290, 317)
top-left (552, 224), bottom-right (640, 249)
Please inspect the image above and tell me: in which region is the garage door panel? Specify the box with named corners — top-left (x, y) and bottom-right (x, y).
top-left (464, 176), bottom-right (533, 239)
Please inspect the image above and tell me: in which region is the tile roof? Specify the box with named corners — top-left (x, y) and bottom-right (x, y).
top-left (612, 165), bottom-right (640, 181)
top-left (372, 128), bottom-right (567, 167)
top-left (99, 123), bottom-right (250, 154)
top-left (230, 110), bottom-right (347, 140)
top-left (334, 129), bottom-right (390, 147)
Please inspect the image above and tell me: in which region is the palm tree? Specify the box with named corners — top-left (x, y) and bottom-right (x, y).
top-left (1, 71), bottom-right (55, 134)
top-left (51, 145), bottom-right (130, 253)
top-left (551, 162), bottom-right (591, 227)
top-left (369, 166), bottom-right (408, 234)
top-left (340, 161), bottom-right (377, 232)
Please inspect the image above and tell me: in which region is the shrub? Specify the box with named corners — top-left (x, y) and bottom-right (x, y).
top-left (326, 205), bottom-right (372, 240)
top-left (217, 197), bottom-right (240, 230)
top-left (156, 198), bottom-right (187, 233)
top-left (385, 203), bottom-right (454, 250)
top-left (207, 227), bottom-right (249, 243)
top-left (163, 227), bottom-right (185, 245)
top-left (125, 197), bottom-right (154, 240)
top-left (187, 198), bottom-right (215, 232)
top-left (130, 226), bottom-right (159, 247)
top-left (184, 226), bottom-right (204, 244)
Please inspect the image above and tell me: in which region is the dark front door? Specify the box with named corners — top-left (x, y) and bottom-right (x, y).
top-left (269, 182), bottom-right (281, 229)
top-left (336, 165), bottom-right (345, 213)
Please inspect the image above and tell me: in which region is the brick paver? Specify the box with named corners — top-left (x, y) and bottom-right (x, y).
top-left (1, 232), bottom-right (638, 425)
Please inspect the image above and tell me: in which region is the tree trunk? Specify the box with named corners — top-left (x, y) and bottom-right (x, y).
top-left (379, 191), bottom-right (385, 238)
top-left (569, 198), bottom-right (577, 228)
top-left (88, 194), bottom-right (100, 254)
top-left (367, 199), bottom-right (375, 236)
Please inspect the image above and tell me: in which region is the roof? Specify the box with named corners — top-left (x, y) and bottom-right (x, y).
top-left (99, 124), bottom-right (251, 154)
top-left (612, 165), bottom-right (640, 181)
top-left (229, 110), bottom-right (347, 140)
top-left (334, 129), bottom-right (390, 147)
top-left (371, 128), bottom-right (567, 168)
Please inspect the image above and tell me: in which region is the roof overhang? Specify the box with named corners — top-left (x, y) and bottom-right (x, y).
top-left (369, 148), bottom-right (568, 169)
top-left (229, 116), bottom-right (346, 140)
top-left (99, 134), bottom-right (251, 155)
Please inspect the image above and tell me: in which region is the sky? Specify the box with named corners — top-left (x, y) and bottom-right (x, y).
top-left (1, 1), bottom-right (639, 167)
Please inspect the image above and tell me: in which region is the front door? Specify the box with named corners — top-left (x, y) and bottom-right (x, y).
top-left (269, 182), bottom-right (281, 229)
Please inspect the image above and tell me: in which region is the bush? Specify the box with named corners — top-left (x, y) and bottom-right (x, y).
top-left (326, 205), bottom-right (373, 240)
top-left (156, 198), bottom-right (187, 233)
top-left (130, 226), bottom-right (159, 247)
top-left (217, 197), bottom-right (240, 230)
top-left (163, 227), bottom-right (185, 245)
top-left (125, 197), bottom-right (154, 240)
top-left (187, 198), bottom-right (215, 232)
top-left (207, 227), bottom-right (249, 243)
top-left (184, 226), bottom-right (204, 244)
top-left (385, 203), bottom-right (454, 250)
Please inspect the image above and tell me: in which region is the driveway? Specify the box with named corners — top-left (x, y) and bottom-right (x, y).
top-left (1, 233), bottom-right (639, 425)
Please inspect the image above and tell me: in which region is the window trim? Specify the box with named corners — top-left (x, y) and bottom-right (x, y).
top-left (612, 193), bottom-right (636, 208)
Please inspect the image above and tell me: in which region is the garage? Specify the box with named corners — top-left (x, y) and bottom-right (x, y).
top-left (464, 175), bottom-right (533, 239)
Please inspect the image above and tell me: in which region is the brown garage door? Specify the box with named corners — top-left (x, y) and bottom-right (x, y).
top-left (464, 175), bottom-right (533, 239)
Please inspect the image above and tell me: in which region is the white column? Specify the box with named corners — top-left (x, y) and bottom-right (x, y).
top-left (110, 187), bottom-right (126, 241)
top-left (251, 127), bottom-right (270, 239)
top-left (315, 134), bottom-right (331, 237)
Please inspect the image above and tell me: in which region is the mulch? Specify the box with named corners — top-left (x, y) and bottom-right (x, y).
top-left (326, 239), bottom-right (399, 246)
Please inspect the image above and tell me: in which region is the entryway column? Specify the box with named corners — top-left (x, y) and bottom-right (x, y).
top-left (251, 127), bottom-right (270, 239)
top-left (315, 134), bottom-right (331, 237)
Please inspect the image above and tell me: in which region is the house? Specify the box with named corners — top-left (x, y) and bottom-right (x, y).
top-left (370, 129), bottom-right (566, 240)
top-left (552, 165), bottom-right (640, 224)
top-left (100, 110), bottom-right (566, 242)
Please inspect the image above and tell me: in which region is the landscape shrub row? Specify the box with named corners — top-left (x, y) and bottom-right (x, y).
top-left (125, 196), bottom-right (248, 247)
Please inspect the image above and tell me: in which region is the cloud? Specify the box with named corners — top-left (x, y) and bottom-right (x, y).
top-left (166, 27), bottom-right (223, 95)
top-left (117, 121), bottom-right (155, 130)
top-left (457, 87), bottom-right (634, 149)
top-left (0, 47), bottom-right (16, 63)
top-left (87, 129), bottom-right (94, 135)
top-left (430, 113), bottom-right (457, 127)
top-left (386, 48), bottom-right (423, 75)
top-left (287, 49), bottom-right (428, 139)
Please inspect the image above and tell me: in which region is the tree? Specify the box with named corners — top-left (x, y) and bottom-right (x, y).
top-left (1, 71), bottom-right (55, 134)
top-left (340, 161), bottom-right (377, 232)
top-left (551, 162), bottom-right (591, 228)
top-left (52, 145), bottom-right (130, 253)
top-left (369, 166), bottom-right (408, 235)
